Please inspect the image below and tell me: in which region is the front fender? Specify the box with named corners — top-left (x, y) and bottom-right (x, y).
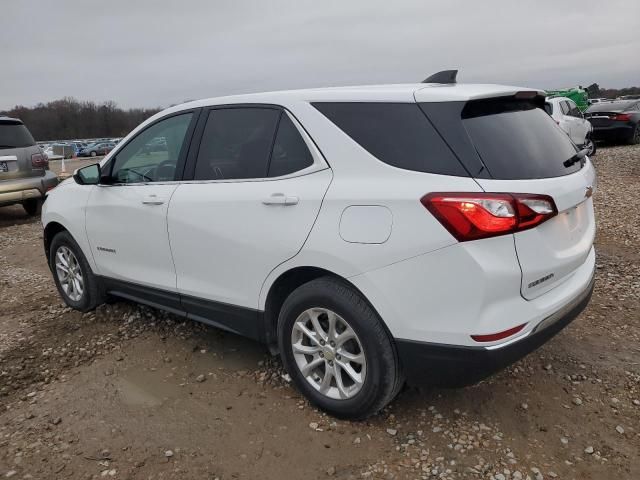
top-left (42, 181), bottom-right (97, 273)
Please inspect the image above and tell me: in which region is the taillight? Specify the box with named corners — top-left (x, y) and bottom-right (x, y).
top-left (31, 153), bottom-right (49, 169)
top-left (421, 192), bottom-right (557, 242)
top-left (611, 113), bottom-right (631, 121)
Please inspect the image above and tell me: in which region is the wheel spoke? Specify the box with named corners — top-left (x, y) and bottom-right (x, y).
top-left (294, 321), bottom-right (321, 346)
top-left (335, 326), bottom-right (356, 347)
top-left (57, 251), bottom-right (69, 268)
top-left (309, 309), bottom-right (328, 341)
top-left (338, 350), bottom-right (365, 364)
top-left (318, 365), bottom-right (334, 394)
top-left (292, 342), bottom-right (321, 355)
top-left (336, 360), bottom-right (364, 386)
top-left (73, 277), bottom-right (83, 296)
top-left (333, 364), bottom-right (349, 399)
top-left (327, 311), bottom-right (338, 341)
top-left (300, 356), bottom-right (324, 376)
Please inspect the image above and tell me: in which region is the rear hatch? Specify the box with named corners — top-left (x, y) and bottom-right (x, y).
top-left (0, 119), bottom-right (43, 181)
top-left (420, 94), bottom-right (596, 300)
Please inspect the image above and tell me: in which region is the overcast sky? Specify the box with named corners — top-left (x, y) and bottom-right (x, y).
top-left (3, 0), bottom-right (639, 110)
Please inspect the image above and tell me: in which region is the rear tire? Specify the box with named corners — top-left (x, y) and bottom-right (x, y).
top-left (627, 124), bottom-right (640, 145)
top-left (49, 231), bottom-right (104, 312)
top-left (277, 277), bottom-right (403, 419)
top-left (22, 198), bottom-right (42, 216)
top-left (90, 151), bottom-right (97, 157)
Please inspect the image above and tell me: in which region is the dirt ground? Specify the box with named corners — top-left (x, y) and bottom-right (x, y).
top-left (1, 145), bottom-right (639, 480)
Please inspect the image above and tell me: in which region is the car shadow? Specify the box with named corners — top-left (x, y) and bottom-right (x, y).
top-left (0, 204), bottom-right (40, 228)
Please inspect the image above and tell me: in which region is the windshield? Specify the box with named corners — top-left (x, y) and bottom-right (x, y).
top-left (0, 122), bottom-right (36, 149)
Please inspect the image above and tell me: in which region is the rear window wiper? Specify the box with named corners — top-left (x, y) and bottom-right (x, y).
top-left (563, 148), bottom-right (589, 168)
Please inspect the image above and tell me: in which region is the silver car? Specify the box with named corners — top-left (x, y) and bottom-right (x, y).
top-left (0, 116), bottom-right (58, 215)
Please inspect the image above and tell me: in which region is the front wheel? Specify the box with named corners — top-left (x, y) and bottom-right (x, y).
top-left (278, 277), bottom-right (403, 419)
top-left (49, 231), bottom-right (104, 312)
top-left (90, 151), bottom-right (97, 157)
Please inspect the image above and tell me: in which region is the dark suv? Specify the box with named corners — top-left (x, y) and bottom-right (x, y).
top-left (0, 117), bottom-right (58, 215)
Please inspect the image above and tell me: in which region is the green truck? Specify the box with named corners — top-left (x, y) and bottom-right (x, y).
top-left (545, 86), bottom-right (590, 112)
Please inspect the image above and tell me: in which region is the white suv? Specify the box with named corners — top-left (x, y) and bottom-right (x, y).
top-left (545, 96), bottom-right (595, 155)
top-left (42, 79), bottom-right (596, 419)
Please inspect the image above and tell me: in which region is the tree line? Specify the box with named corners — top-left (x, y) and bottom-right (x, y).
top-left (597, 86), bottom-right (640, 99)
top-left (2, 86), bottom-right (638, 141)
top-left (0, 97), bottom-right (161, 141)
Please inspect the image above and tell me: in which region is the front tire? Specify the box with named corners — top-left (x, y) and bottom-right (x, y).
top-left (278, 277), bottom-right (402, 419)
top-left (49, 231), bottom-right (103, 312)
top-left (90, 151), bottom-right (97, 157)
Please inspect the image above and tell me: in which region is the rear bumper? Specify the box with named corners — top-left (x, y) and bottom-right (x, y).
top-left (591, 124), bottom-right (635, 141)
top-left (396, 268), bottom-right (595, 387)
top-left (0, 170), bottom-right (58, 207)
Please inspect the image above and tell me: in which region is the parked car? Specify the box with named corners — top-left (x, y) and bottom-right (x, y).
top-left (42, 78), bottom-right (596, 419)
top-left (584, 100), bottom-right (640, 144)
top-left (545, 97), bottom-right (595, 155)
top-left (71, 142), bottom-right (87, 155)
top-left (0, 116), bottom-right (58, 215)
top-left (141, 136), bottom-right (167, 154)
top-left (78, 142), bottom-right (116, 157)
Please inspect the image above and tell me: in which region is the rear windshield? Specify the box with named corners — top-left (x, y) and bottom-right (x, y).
top-left (312, 102), bottom-right (467, 176)
top-left (586, 100), bottom-right (637, 113)
top-left (0, 121), bottom-right (36, 149)
top-left (459, 98), bottom-right (580, 179)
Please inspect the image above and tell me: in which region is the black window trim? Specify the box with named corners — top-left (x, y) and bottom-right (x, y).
top-left (182, 103), bottom-right (327, 183)
top-left (101, 107), bottom-right (202, 186)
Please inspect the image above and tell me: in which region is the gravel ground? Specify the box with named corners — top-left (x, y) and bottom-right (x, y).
top-left (0, 145), bottom-right (639, 480)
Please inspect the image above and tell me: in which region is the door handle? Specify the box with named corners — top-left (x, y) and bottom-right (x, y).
top-left (142, 194), bottom-right (165, 205)
top-left (262, 193), bottom-right (299, 206)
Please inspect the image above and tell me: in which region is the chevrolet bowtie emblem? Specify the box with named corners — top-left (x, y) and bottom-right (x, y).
top-left (585, 186), bottom-right (593, 198)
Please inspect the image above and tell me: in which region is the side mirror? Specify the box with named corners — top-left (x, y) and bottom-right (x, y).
top-left (73, 163), bottom-right (101, 185)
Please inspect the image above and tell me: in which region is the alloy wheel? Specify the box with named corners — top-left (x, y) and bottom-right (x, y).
top-left (291, 308), bottom-right (367, 400)
top-left (55, 246), bottom-right (84, 302)
top-left (584, 138), bottom-right (595, 156)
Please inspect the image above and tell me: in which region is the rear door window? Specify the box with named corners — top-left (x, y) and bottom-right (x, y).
top-left (268, 114), bottom-right (314, 177)
top-left (194, 108), bottom-right (280, 180)
top-left (312, 102), bottom-right (467, 176)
